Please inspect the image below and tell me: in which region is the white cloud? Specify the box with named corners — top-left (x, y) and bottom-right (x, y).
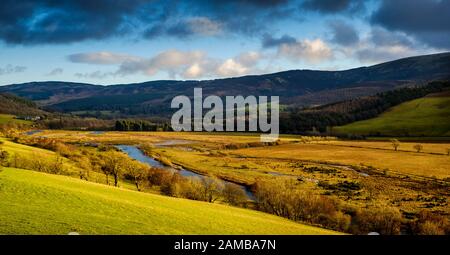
top-left (277, 39), bottom-right (334, 63)
top-left (216, 59), bottom-right (249, 77)
top-left (115, 49), bottom-right (263, 79)
top-left (69, 49), bottom-right (265, 80)
top-left (68, 51), bottom-right (140, 65)
top-left (183, 63), bottom-right (203, 79)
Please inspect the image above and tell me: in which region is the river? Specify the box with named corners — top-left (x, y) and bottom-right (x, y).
top-left (116, 145), bottom-right (255, 199)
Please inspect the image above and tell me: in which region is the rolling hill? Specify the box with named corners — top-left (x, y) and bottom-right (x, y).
top-left (0, 93), bottom-right (48, 116)
top-left (334, 93), bottom-right (450, 137)
top-left (0, 167), bottom-right (337, 234)
top-left (0, 52), bottom-right (449, 118)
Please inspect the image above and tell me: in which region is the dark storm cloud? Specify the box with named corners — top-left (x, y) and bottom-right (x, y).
top-left (144, 0), bottom-right (298, 39)
top-left (0, 0), bottom-right (297, 45)
top-left (371, 0), bottom-right (450, 49)
top-left (301, 0), bottom-right (363, 14)
top-left (328, 20), bottom-right (359, 46)
top-left (262, 34), bottom-right (297, 48)
top-left (0, 0), bottom-right (151, 44)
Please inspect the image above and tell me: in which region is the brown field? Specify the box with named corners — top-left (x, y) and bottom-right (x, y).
top-left (24, 130), bottom-right (450, 213)
top-left (235, 143), bottom-right (450, 179)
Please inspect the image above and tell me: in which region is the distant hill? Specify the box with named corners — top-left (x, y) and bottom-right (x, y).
top-left (334, 93), bottom-right (450, 137)
top-left (0, 52), bottom-right (449, 118)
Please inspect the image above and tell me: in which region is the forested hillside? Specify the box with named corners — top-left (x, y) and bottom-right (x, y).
top-left (280, 81), bottom-right (450, 134)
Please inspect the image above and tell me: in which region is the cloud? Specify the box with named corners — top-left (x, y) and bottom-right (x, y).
top-left (301, 0), bottom-right (364, 14)
top-left (0, 0), bottom-right (149, 45)
top-left (117, 50), bottom-right (206, 77)
top-left (70, 49), bottom-right (264, 80)
top-left (68, 52), bottom-right (140, 65)
top-left (47, 68), bottom-right (63, 76)
top-left (0, 0), bottom-right (298, 45)
top-left (369, 27), bottom-right (414, 47)
top-left (0, 65), bottom-right (27, 75)
top-left (355, 45), bottom-right (416, 64)
top-left (328, 19), bottom-right (359, 46)
top-left (145, 17), bottom-right (223, 39)
top-left (261, 34), bottom-right (334, 64)
top-left (235, 51), bottom-right (262, 66)
top-left (371, 0), bottom-right (450, 49)
top-left (277, 38), bottom-right (334, 63)
top-left (352, 27), bottom-right (422, 64)
top-left (216, 59), bottom-right (249, 77)
top-left (262, 34), bottom-right (297, 48)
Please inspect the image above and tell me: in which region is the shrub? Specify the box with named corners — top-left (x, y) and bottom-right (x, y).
top-left (253, 179), bottom-right (347, 230)
top-left (411, 210), bottom-right (449, 235)
top-left (413, 144), bottom-right (423, 153)
top-left (160, 173), bottom-right (183, 196)
top-left (0, 149), bottom-right (9, 166)
top-left (417, 221), bottom-right (445, 235)
top-left (146, 168), bottom-right (173, 187)
top-left (178, 177), bottom-right (204, 201)
top-left (351, 207), bottom-right (402, 235)
top-left (222, 182), bottom-right (247, 206)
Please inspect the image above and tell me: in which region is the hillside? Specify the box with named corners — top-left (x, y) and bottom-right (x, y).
top-left (0, 168), bottom-right (336, 234)
top-left (0, 93), bottom-right (48, 116)
top-left (0, 52), bottom-right (449, 118)
top-left (0, 114), bottom-right (31, 125)
top-left (334, 95), bottom-right (450, 137)
top-left (280, 81), bottom-right (450, 133)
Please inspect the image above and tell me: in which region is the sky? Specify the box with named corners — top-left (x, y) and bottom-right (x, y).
top-left (0, 0), bottom-right (449, 86)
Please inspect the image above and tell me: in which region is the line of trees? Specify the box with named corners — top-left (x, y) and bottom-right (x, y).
top-left (115, 120), bottom-right (171, 131)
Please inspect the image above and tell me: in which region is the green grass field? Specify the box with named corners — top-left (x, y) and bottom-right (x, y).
top-left (335, 97), bottom-right (450, 136)
top-left (0, 114), bottom-right (31, 125)
top-left (0, 168), bottom-right (337, 235)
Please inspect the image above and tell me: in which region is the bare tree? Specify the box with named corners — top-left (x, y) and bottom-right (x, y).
top-left (200, 176), bottom-right (224, 203)
top-left (102, 151), bottom-right (125, 187)
top-left (413, 144), bottom-right (423, 153)
top-left (124, 160), bottom-right (150, 191)
top-left (222, 182), bottom-right (247, 206)
top-left (390, 139), bottom-right (400, 151)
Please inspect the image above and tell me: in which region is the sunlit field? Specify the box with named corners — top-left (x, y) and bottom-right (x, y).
top-left (2, 130), bottom-right (449, 234)
top-left (0, 168), bottom-right (335, 235)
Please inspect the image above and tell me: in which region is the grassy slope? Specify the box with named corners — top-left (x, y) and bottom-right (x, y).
top-left (334, 97), bottom-right (450, 136)
top-left (0, 137), bottom-right (82, 175)
top-left (0, 114), bottom-right (31, 125)
top-left (0, 168), bottom-right (337, 235)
